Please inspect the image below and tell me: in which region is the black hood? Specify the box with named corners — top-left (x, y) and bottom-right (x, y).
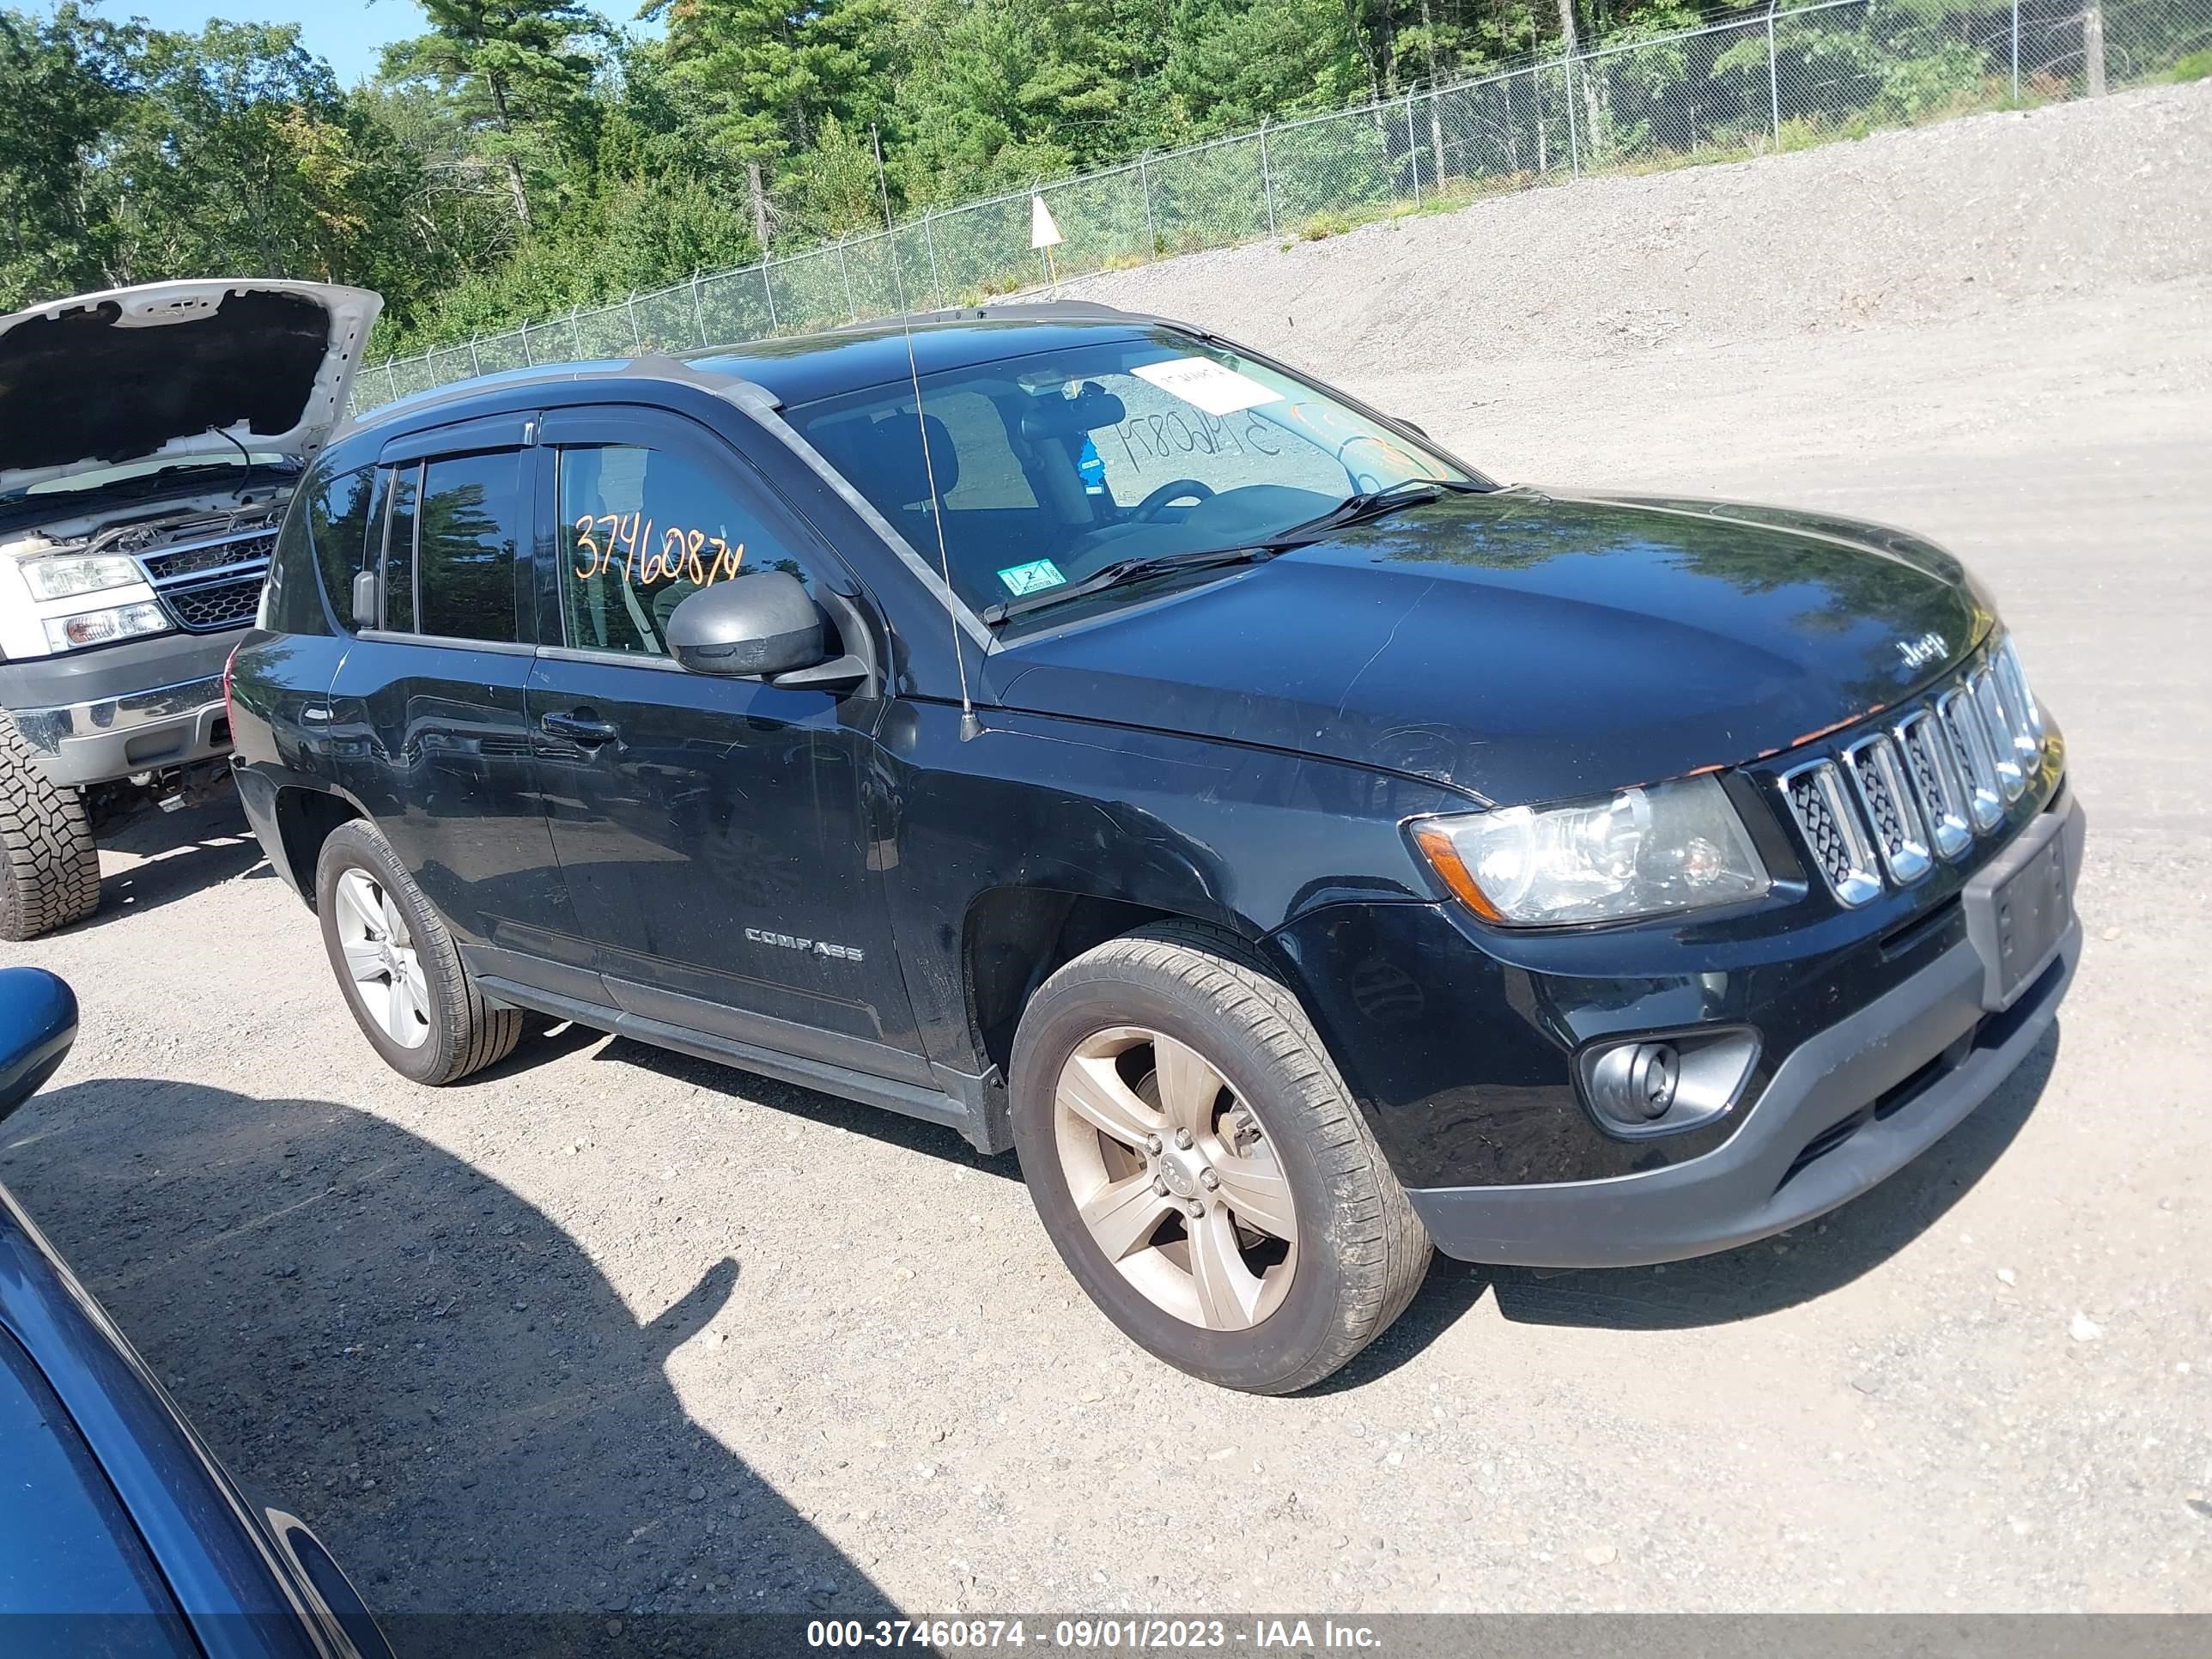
top-left (984, 489), bottom-right (1993, 805)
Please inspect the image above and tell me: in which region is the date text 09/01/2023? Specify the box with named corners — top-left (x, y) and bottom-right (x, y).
top-left (805, 1618), bottom-right (1383, 1650)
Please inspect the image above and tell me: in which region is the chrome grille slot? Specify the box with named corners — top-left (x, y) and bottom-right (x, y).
top-left (1992, 637), bottom-right (2043, 753)
top-left (1781, 760), bottom-right (1882, 908)
top-left (1842, 734), bottom-right (1930, 884)
top-left (1896, 710), bottom-right (1972, 860)
top-left (1937, 686), bottom-right (2005, 831)
top-left (1970, 670), bottom-right (2027, 800)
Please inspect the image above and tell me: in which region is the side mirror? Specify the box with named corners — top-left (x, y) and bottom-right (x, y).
top-left (0, 968), bottom-right (78, 1125)
top-left (665, 572), bottom-right (825, 678)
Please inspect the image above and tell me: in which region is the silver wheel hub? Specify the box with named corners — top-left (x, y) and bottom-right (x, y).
top-left (333, 867), bottom-right (432, 1051)
top-left (1051, 1024), bottom-right (1298, 1333)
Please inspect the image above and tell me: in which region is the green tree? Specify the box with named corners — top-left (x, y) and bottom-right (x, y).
top-left (0, 4), bottom-right (130, 300)
top-left (378, 0), bottom-right (605, 228)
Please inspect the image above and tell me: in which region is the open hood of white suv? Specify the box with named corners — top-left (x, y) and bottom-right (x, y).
top-left (0, 279), bottom-right (382, 496)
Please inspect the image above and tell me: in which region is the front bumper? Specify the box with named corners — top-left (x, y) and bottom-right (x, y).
top-left (1, 630), bottom-right (241, 788)
top-left (1404, 792), bottom-right (2085, 1267)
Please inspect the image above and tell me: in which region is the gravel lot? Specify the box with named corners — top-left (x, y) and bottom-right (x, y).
top-left (6, 82), bottom-right (2209, 1631)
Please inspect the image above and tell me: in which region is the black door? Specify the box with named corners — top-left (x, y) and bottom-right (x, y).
top-left (524, 405), bottom-right (927, 1082)
top-left (325, 418), bottom-right (579, 963)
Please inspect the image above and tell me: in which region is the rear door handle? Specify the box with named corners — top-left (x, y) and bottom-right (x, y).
top-left (540, 709), bottom-right (620, 745)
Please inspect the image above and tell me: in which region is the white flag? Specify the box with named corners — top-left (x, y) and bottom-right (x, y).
top-left (1030, 195), bottom-right (1064, 250)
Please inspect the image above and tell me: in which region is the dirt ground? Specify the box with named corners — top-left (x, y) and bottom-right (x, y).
top-left (4, 83), bottom-right (2209, 1630)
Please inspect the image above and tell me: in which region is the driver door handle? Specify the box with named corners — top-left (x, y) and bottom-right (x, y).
top-left (541, 709), bottom-right (620, 745)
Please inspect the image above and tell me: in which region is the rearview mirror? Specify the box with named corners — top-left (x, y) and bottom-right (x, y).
top-left (665, 572), bottom-right (824, 678)
top-left (0, 968), bottom-right (78, 1124)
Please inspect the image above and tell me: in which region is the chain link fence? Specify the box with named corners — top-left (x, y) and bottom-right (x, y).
top-left (358, 0), bottom-right (2210, 414)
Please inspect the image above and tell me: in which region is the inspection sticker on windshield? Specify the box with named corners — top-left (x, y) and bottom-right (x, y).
top-left (996, 557), bottom-right (1066, 596)
top-left (1131, 356), bottom-right (1283, 417)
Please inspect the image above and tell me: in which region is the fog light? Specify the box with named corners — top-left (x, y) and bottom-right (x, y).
top-left (1588, 1042), bottom-right (1679, 1126)
top-left (1577, 1026), bottom-right (1760, 1139)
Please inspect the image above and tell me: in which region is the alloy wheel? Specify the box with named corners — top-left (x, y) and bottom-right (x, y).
top-left (332, 867), bottom-right (431, 1050)
top-left (1052, 1025), bottom-right (1297, 1331)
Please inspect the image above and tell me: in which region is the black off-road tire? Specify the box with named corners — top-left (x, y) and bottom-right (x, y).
top-left (0, 714), bottom-right (101, 942)
top-left (1011, 921), bottom-right (1432, 1393)
top-left (314, 819), bottom-right (523, 1085)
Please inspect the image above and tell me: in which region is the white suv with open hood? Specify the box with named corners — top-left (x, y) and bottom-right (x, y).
top-left (0, 278), bottom-right (380, 939)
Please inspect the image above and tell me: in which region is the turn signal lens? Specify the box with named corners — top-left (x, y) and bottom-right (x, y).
top-left (1410, 775), bottom-right (1771, 927)
top-left (44, 599), bottom-right (170, 653)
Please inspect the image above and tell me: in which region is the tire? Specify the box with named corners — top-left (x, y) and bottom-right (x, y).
top-left (1010, 921), bottom-right (1431, 1394)
top-left (0, 714), bottom-right (101, 942)
top-left (314, 819), bottom-right (522, 1085)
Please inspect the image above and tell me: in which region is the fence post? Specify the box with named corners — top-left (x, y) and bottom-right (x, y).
top-left (386, 364), bottom-right (398, 402)
top-left (1565, 53), bottom-right (1581, 179)
top-left (1406, 92), bottom-right (1421, 205)
top-left (1766, 5), bottom-right (1782, 144)
top-left (836, 240), bottom-right (857, 322)
top-left (467, 334), bottom-right (481, 377)
top-left (762, 262), bottom-right (778, 331)
top-left (690, 272), bottom-right (707, 345)
top-left (625, 293), bottom-right (643, 350)
top-left (1259, 122), bottom-right (1278, 234)
top-left (2083, 1), bottom-right (2106, 94)
top-left (923, 210), bottom-right (945, 306)
top-left (2010, 0), bottom-right (2020, 98)
top-left (1139, 156), bottom-right (1158, 256)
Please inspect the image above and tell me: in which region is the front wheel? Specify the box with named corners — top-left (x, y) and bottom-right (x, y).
top-left (0, 715), bottom-right (100, 942)
top-left (1011, 922), bottom-right (1431, 1393)
top-left (314, 820), bottom-right (522, 1085)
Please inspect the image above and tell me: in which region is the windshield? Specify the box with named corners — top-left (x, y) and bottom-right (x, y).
top-left (783, 331), bottom-right (1477, 621)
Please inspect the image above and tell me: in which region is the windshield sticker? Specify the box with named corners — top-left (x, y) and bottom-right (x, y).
top-left (1130, 357), bottom-right (1285, 418)
top-left (996, 558), bottom-right (1066, 597)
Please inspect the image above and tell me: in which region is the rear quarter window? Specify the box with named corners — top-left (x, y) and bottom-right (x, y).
top-left (266, 462), bottom-right (375, 635)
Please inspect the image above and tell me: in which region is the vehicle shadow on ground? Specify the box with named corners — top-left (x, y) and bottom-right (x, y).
top-left (1326, 1024), bottom-right (2063, 1381)
top-left (600, 1036), bottom-right (1024, 1181)
top-left (3, 1076), bottom-right (901, 1656)
top-left (75, 793), bottom-right (268, 933)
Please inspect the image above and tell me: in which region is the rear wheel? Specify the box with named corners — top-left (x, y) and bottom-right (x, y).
top-left (0, 715), bottom-right (101, 942)
top-left (1011, 921), bottom-right (1431, 1393)
top-left (314, 820), bottom-right (521, 1085)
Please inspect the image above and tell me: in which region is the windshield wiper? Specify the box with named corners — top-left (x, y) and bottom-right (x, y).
top-left (981, 546), bottom-right (1275, 624)
top-left (1267, 476), bottom-right (1483, 544)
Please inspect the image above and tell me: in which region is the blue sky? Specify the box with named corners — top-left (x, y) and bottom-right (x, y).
top-left (54, 2), bottom-right (657, 85)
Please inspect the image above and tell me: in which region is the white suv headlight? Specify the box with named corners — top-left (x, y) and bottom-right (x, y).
top-left (45, 600), bottom-right (170, 653)
top-left (21, 552), bottom-right (142, 601)
top-left (1411, 775), bottom-right (1771, 926)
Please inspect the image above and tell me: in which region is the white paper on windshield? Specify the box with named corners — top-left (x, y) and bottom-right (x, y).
top-left (1130, 356), bottom-right (1283, 417)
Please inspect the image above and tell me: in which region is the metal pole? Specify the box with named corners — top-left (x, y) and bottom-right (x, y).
top-left (1407, 92), bottom-right (1421, 204)
top-left (1259, 122), bottom-right (1277, 234)
top-left (625, 293), bottom-right (643, 350)
top-left (2009, 0), bottom-right (2020, 99)
top-left (1766, 7), bottom-right (1782, 144)
top-left (762, 261), bottom-right (778, 331)
top-left (1139, 155), bottom-right (1158, 257)
top-left (386, 363), bottom-right (398, 401)
top-left (467, 334), bottom-right (481, 376)
top-left (923, 210), bottom-right (944, 307)
top-left (1565, 52), bottom-right (1581, 179)
top-left (837, 240), bottom-right (856, 322)
top-left (690, 272), bottom-right (707, 344)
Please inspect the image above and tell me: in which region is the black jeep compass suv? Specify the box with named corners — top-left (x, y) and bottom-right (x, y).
top-left (229, 304), bottom-right (2084, 1393)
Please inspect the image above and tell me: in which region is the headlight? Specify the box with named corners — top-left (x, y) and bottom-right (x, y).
top-left (21, 552), bottom-right (141, 600)
top-left (1411, 775), bottom-right (1771, 926)
top-left (44, 599), bottom-right (170, 653)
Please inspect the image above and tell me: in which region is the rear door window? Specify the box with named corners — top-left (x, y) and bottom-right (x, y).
top-left (416, 451), bottom-right (527, 644)
top-left (308, 465), bottom-right (377, 629)
top-left (379, 463), bottom-right (418, 634)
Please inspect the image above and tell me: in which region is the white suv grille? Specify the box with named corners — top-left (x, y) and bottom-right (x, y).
top-left (1778, 638), bottom-right (2044, 908)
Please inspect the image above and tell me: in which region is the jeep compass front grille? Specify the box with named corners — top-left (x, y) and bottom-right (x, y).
top-left (1777, 640), bottom-right (2046, 908)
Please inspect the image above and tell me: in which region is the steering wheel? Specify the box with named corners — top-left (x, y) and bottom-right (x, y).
top-left (1132, 478), bottom-right (1215, 522)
